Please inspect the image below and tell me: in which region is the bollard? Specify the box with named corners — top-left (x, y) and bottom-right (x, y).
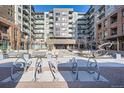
top-left (116, 53), bottom-right (121, 60)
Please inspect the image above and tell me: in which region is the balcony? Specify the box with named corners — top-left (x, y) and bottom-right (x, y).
top-left (23, 21), bottom-right (29, 27)
top-left (23, 14), bottom-right (29, 21)
top-left (69, 11), bottom-right (73, 14)
top-left (111, 28), bottom-right (117, 36)
top-left (49, 19), bottom-right (54, 22)
top-left (23, 28), bottom-right (30, 35)
top-left (23, 5), bottom-right (30, 9)
top-left (98, 11), bottom-right (105, 20)
top-left (49, 24), bottom-right (53, 27)
top-left (49, 16), bottom-right (53, 19)
top-left (23, 9), bottom-right (30, 15)
top-left (69, 16), bottom-right (73, 19)
top-left (110, 13), bottom-right (117, 25)
top-left (34, 30), bottom-right (44, 34)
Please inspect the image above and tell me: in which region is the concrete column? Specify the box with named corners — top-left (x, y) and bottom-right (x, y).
top-left (53, 44), bottom-right (55, 50)
top-left (73, 44), bottom-right (75, 49)
top-left (117, 37), bottom-right (119, 52)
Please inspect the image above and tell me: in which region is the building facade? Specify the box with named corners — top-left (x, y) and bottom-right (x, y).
top-left (33, 12), bottom-right (48, 50)
top-left (0, 16), bottom-right (21, 50)
top-left (46, 8), bottom-right (78, 50)
top-left (0, 5), bottom-right (21, 51)
top-left (15, 5), bottom-right (35, 50)
top-left (96, 5), bottom-right (124, 51)
top-left (0, 5), bottom-right (15, 22)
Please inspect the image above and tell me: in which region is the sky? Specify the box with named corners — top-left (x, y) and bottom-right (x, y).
top-left (33, 5), bottom-right (91, 13)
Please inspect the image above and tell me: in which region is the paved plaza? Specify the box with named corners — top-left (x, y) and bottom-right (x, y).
top-left (0, 50), bottom-right (124, 88)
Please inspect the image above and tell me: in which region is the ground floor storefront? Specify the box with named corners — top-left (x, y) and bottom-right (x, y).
top-left (0, 17), bottom-right (21, 51)
top-left (107, 36), bottom-right (124, 51)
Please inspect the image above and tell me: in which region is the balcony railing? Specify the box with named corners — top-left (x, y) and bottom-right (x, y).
top-left (23, 9), bottom-right (30, 15)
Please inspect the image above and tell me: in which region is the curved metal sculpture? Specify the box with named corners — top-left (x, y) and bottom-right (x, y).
top-left (10, 53), bottom-right (32, 81)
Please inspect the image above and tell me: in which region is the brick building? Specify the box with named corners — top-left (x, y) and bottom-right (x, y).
top-left (96, 6), bottom-right (124, 51)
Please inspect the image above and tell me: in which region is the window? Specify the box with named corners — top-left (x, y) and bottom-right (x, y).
top-left (104, 19), bottom-right (107, 27)
top-left (8, 9), bottom-right (10, 14)
top-left (122, 9), bottom-right (124, 17)
top-left (122, 24), bottom-right (124, 33)
top-left (55, 27), bottom-right (60, 31)
top-left (110, 13), bottom-right (117, 24)
top-left (61, 23), bottom-right (67, 27)
top-left (62, 17), bottom-right (67, 21)
top-left (18, 8), bottom-right (21, 13)
top-left (55, 23), bottom-right (60, 26)
top-left (55, 12), bottom-right (60, 16)
top-left (55, 17), bottom-right (59, 21)
top-left (62, 12), bottom-right (68, 16)
top-left (46, 14), bottom-right (49, 18)
top-left (18, 16), bottom-right (21, 21)
top-left (61, 27), bottom-right (66, 31)
top-left (107, 5), bottom-right (111, 9)
top-left (111, 28), bottom-right (117, 35)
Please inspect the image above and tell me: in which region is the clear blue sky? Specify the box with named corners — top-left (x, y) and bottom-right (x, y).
top-left (33, 5), bottom-right (91, 13)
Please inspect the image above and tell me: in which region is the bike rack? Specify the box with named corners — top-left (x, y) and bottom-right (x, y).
top-left (71, 57), bottom-right (78, 80)
top-left (87, 57), bottom-right (100, 80)
top-left (10, 53), bottom-right (32, 81)
top-left (47, 53), bottom-right (57, 81)
top-left (86, 42), bottom-right (112, 80)
top-left (33, 56), bottom-right (42, 82)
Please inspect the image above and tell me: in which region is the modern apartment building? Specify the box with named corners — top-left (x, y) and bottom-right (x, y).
top-left (46, 8), bottom-right (77, 50)
top-left (75, 6), bottom-right (97, 50)
top-left (96, 5), bottom-right (124, 51)
top-left (34, 12), bottom-right (49, 49)
top-left (76, 12), bottom-right (88, 49)
top-left (15, 5), bottom-right (35, 50)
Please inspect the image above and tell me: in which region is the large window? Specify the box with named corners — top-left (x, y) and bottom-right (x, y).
top-left (62, 17), bottom-right (67, 21)
top-left (18, 16), bottom-right (21, 21)
top-left (62, 12), bottom-right (68, 16)
top-left (55, 12), bottom-right (60, 16)
top-left (122, 9), bottom-right (124, 17)
top-left (61, 27), bottom-right (66, 31)
top-left (122, 24), bottom-right (124, 33)
top-left (110, 13), bottom-right (117, 24)
top-left (111, 28), bottom-right (117, 36)
top-left (104, 19), bottom-right (107, 27)
top-left (18, 8), bottom-right (21, 13)
top-left (55, 17), bottom-right (59, 21)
